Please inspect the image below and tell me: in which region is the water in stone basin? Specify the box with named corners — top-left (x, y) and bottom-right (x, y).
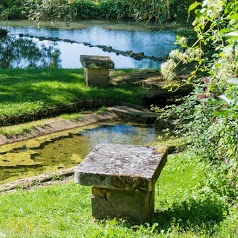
top-left (0, 20), bottom-right (177, 69)
top-left (0, 122), bottom-right (162, 185)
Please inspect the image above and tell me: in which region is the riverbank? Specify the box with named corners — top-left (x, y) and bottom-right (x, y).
top-left (0, 1), bottom-right (192, 25)
top-left (0, 68), bottom-right (147, 126)
top-left (0, 68), bottom-right (191, 127)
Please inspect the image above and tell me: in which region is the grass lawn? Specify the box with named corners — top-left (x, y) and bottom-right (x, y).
top-left (0, 152), bottom-right (237, 238)
top-left (0, 68), bottom-right (148, 125)
top-left (0, 68), bottom-right (237, 237)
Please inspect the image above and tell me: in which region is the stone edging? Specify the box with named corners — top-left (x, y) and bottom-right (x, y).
top-left (0, 105), bottom-right (158, 146)
top-left (0, 167), bottom-right (76, 193)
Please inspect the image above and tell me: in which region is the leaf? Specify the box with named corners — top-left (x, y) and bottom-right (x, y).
top-left (233, 97), bottom-right (238, 106)
top-left (200, 98), bottom-right (221, 104)
top-left (214, 110), bottom-right (238, 118)
top-left (188, 2), bottom-right (201, 14)
top-left (226, 13), bottom-right (238, 20)
top-left (219, 28), bottom-right (232, 34)
top-left (227, 78), bottom-right (238, 85)
top-left (219, 95), bottom-right (231, 105)
top-left (222, 31), bottom-right (238, 38)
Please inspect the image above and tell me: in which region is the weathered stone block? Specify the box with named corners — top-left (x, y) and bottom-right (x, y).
top-left (84, 68), bottom-right (109, 87)
top-left (75, 143), bottom-right (167, 221)
top-left (80, 55), bottom-right (114, 87)
top-left (92, 187), bottom-right (155, 221)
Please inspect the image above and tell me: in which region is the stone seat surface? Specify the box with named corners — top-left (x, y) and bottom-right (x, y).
top-left (80, 55), bottom-right (115, 69)
top-left (75, 143), bottom-right (167, 191)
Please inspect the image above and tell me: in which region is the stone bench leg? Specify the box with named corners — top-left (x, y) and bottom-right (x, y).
top-left (92, 186), bottom-right (155, 221)
top-left (84, 68), bottom-right (110, 87)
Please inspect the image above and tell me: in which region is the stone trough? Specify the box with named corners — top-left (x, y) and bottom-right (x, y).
top-left (75, 143), bottom-right (167, 221)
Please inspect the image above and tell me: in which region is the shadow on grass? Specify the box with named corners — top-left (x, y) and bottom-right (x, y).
top-left (0, 68), bottom-right (146, 106)
top-left (122, 196), bottom-right (227, 236)
top-left (150, 197), bottom-right (227, 235)
top-left (0, 68), bottom-right (148, 125)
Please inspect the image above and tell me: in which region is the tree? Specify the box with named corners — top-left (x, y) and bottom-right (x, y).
top-left (24, 0), bottom-right (194, 23)
top-left (24, 0), bottom-right (77, 23)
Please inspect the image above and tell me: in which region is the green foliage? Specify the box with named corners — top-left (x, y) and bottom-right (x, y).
top-left (155, 0), bottom-right (238, 202)
top-left (127, 0), bottom-right (195, 23)
top-left (74, 0), bottom-right (100, 18)
top-left (24, 0), bottom-right (77, 24)
top-left (97, 0), bottom-right (131, 20)
top-left (21, 0), bottom-right (194, 23)
top-left (0, 0), bottom-right (25, 20)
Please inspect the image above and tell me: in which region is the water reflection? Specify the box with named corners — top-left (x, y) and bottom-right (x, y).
top-left (1, 23), bottom-right (177, 69)
top-left (0, 123), bottom-right (160, 184)
top-left (80, 124), bottom-right (156, 147)
top-left (0, 36), bottom-right (61, 69)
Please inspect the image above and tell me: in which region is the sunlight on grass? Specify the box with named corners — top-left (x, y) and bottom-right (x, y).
top-left (59, 113), bottom-right (83, 120)
top-left (0, 152), bottom-right (236, 237)
top-left (0, 68), bottom-right (147, 125)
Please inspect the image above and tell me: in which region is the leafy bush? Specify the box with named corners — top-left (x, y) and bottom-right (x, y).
top-left (97, 0), bottom-right (131, 20)
top-left (0, 0), bottom-right (25, 20)
top-left (22, 0), bottom-right (193, 23)
top-left (74, 0), bottom-right (100, 19)
top-left (154, 0), bottom-right (238, 202)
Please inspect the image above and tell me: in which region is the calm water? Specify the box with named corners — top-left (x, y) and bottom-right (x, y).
top-left (0, 20), bottom-right (177, 69)
top-left (0, 123), bottom-right (161, 184)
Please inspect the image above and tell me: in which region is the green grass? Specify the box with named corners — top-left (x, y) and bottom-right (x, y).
top-left (0, 68), bottom-right (148, 125)
top-left (58, 112), bottom-right (84, 120)
top-left (0, 152), bottom-right (237, 238)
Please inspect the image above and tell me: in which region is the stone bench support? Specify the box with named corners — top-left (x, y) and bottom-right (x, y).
top-left (80, 55), bottom-right (114, 87)
top-left (75, 143), bottom-right (167, 221)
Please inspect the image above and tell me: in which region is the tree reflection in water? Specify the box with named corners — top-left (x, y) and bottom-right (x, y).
top-left (0, 36), bottom-right (61, 69)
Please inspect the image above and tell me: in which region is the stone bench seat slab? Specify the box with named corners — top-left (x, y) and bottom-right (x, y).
top-left (75, 143), bottom-right (167, 191)
top-left (80, 55), bottom-right (115, 69)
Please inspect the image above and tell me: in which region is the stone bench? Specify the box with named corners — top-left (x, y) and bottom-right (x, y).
top-left (80, 55), bottom-right (115, 87)
top-left (75, 143), bottom-right (167, 221)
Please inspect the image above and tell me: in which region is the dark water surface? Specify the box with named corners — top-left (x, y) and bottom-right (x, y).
top-left (0, 122), bottom-right (162, 184)
top-left (0, 20), bottom-right (177, 69)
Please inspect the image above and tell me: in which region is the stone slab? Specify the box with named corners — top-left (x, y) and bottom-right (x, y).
top-left (92, 186), bottom-right (154, 221)
top-left (84, 68), bottom-right (110, 87)
top-left (80, 55), bottom-right (115, 69)
top-left (75, 143), bottom-right (167, 191)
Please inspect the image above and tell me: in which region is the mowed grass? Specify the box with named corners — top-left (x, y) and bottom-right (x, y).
top-left (0, 68), bottom-right (147, 124)
top-left (0, 152), bottom-right (237, 238)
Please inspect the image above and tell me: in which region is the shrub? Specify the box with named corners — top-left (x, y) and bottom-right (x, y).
top-left (153, 0), bottom-right (238, 202)
top-left (0, 0), bottom-right (25, 20)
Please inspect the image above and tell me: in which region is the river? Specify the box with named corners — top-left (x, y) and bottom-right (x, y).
top-left (0, 20), bottom-right (177, 69)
